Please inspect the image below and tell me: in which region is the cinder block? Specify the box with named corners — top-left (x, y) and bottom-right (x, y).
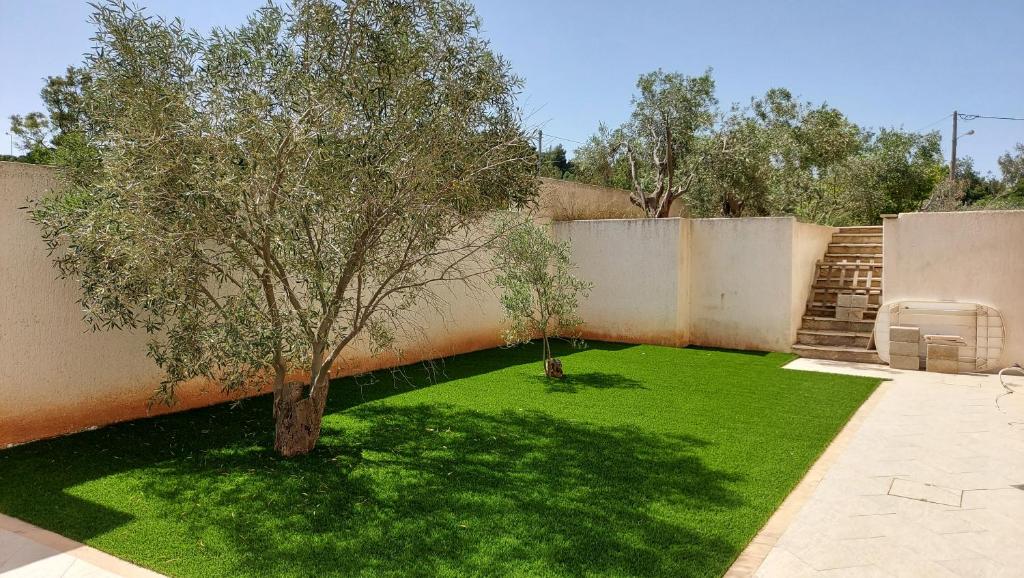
top-left (835, 307), bottom-right (865, 321)
top-left (927, 344), bottom-right (959, 361)
top-left (890, 354), bottom-right (921, 370)
top-left (837, 294), bottom-right (869, 308)
top-left (926, 358), bottom-right (959, 374)
top-left (890, 326), bottom-right (921, 343)
top-left (890, 341), bottom-right (920, 357)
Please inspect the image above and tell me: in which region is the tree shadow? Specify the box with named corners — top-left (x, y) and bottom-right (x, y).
top-left (0, 402), bottom-right (744, 577)
top-left (685, 345), bottom-right (770, 357)
top-left (136, 403), bottom-right (744, 577)
top-left (537, 371), bottom-right (646, 393)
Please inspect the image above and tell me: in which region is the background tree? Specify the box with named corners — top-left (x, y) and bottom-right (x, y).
top-left (493, 218), bottom-right (591, 378)
top-left (30, 0), bottom-right (537, 457)
top-left (961, 144), bottom-right (1024, 209)
top-left (573, 76), bottom-right (950, 225)
top-left (574, 69), bottom-right (720, 217)
top-left (998, 144), bottom-right (1024, 190)
top-left (572, 123), bottom-right (630, 189)
top-left (922, 178), bottom-right (967, 212)
top-left (9, 66), bottom-right (97, 171)
top-left (625, 69), bottom-right (721, 217)
top-left (539, 143), bottom-right (574, 179)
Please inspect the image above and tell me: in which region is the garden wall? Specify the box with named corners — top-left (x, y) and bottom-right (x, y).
top-left (552, 219), bottom-right (690, 347)
top-left (0, 162), bottom-right (508, 447)
top-left (882, 210), bottom-right (1024, 369)
top-left (21, 161), bottom-right (1024, 446)
top-left (553, 216), bottom-right (835, 353)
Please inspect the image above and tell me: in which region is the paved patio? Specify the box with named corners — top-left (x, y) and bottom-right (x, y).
top-left (737, 358), bottom-right (1024, 577)
top-left (0, 514), bottom-right (161, 578)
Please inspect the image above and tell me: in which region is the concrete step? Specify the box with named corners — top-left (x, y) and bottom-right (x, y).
top-left (832, 233), bottom-right (882, 244)
top-left (828, 243), bottom-right (883, 255)
top-left (810, 291), bottom-right (882, 305)
top-left (801, 316), bottom-right (876, 333)
top-left (815, 262), bottom-right (880, 272)
top-left (822, 255), bottom-right (883, 264)
top-left (813, 279), bottom-right (882, 289)
top-left (792, 343), bottom-right (882, 364)
top-left (797, 329), bottom-right (872, 347)
top-left (807, 305), bottom-right (879, 321)
top-left (838, 226), bottom-right (883, 234)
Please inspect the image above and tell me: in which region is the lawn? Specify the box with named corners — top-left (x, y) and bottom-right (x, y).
top-left (0, 341), bottom-right (879, 577)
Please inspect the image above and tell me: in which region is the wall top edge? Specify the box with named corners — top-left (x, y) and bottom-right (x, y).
top-left (895, 209), bottom-right (1024, 219)
top-left (0, 161), bottom-right (57, 172)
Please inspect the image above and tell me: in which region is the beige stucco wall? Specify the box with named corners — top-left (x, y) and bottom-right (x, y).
top-left (553, 219), bottom-right (690, 347)
top-left (0, 162), bottom-right (506, 447)
top-left (882, 210), bottom-right (1024, 370)
top-left (557, 216), bottom-right (831, 354)
top-left (689, 217), bottom-right (815, 352)
top-left (790, 221), bottom-right (839, 342)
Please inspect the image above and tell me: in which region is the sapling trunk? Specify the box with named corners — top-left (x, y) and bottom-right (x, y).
top-left (542, 333), bottom-right (564, 378)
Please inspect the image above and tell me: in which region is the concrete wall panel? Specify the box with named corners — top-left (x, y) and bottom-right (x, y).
top-left (553, 218), bottom-right (689, 347)
top-left (688, 217), bottom-right (798, 352)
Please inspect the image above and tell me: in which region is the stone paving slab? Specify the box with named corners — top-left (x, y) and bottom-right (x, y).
top-left (0, 514), bottom-right (162, 578)
top-left (738, 358), bottom-right (1024, 578)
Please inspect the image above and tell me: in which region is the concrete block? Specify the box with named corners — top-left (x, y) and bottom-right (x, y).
top-left (890, 326), bottom-right (921, 343)
top-left (835, 307), bottom-right (865, 321)
top-left (890, 354), bottom-right (921, 370)
top-left (927, 357), bottom-right (959, 374)
top-left (890, 341), bottom-right (920, 357)
top-left (927, 344), bottom-right (959, 361)
top-left (837, 294), bottom-right (869, 308)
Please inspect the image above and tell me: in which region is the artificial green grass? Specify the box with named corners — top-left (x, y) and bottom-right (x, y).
top-left (0, 341), bottom-right (879, 577)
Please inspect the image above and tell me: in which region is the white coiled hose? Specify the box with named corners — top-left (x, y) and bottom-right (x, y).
top-left (997, 363), bottom-right (1024, 413)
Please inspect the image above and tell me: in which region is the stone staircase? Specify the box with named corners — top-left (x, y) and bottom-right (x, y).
top-left (792, 226), bottom-right (883, 364)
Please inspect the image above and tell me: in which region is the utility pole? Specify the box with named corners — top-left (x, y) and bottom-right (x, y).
top-left (536, 129), bottom-right (543, 175)
top-left (949, 111), bottom-right (958, 181)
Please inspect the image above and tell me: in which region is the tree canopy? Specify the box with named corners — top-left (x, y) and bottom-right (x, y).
top-left (572, 72), bottom-right (951, 224)
top-left (493, 217), bottom-right (591, 377)
top-left (30, 0), bottom-right (537, 456)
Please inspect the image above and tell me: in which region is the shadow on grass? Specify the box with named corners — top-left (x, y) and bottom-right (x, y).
top-left (538, 371), bottom-right (645, 393)
top-left (0, 341), bottom-right (743, 576)
top-left (140, 404), bottom-right (742, 576)
top-left (686, 345), bottom-right (771, 357)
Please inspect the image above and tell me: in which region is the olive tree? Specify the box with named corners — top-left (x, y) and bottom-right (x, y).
top-left (574, 69), bottom-right (723, 218)
top-left (493, 219), bottom-right (591, 377)
top-left (30, 0), bottom-right (536, 456)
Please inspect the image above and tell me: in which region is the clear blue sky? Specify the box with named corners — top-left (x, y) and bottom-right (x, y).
top-left (2, 0), bottom-right (1022, 174)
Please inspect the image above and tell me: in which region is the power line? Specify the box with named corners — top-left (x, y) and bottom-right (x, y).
top-left (958, 113), bottom-right (1024, 122)
top-left (542, 133), bottom-right (586, 145)
top-left (912, 113), bottom-right (952, 132)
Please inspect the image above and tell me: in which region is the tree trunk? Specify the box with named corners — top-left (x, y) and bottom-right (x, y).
top-left (723, 195), bottom-right (743, 217)
top-left (656, 195), bottom-right (674, 218)
top-left (545, 357), bottom-right (564, 378)
top-left (273, 373), bottom-right (331, 457)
